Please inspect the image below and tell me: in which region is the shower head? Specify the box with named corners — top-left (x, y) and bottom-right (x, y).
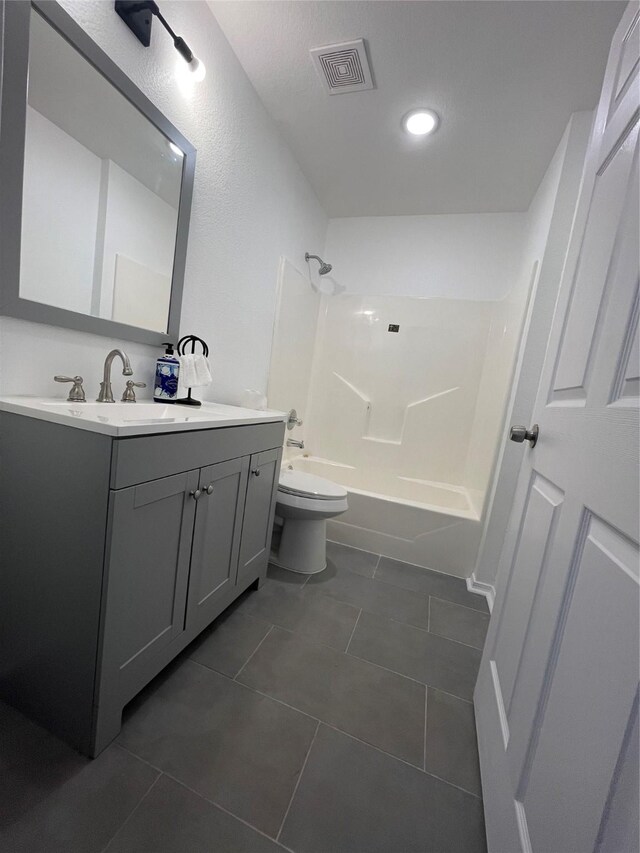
top-left (305, 252), bottom-right (332, 276)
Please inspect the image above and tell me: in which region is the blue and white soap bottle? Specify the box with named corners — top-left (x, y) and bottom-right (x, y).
top-left (154, 342), bottom-right (180, 403)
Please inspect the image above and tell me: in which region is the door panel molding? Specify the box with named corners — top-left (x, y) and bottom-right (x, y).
top-left (508, 505), bottom-right (591, 789)
top-left (523, 516), bottom-right (639, 852)
top-left (494, 473), bottom-right (564, 714)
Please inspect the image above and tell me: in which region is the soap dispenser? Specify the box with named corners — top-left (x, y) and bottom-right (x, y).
top-left (154, 342), bottom-right (180, 403)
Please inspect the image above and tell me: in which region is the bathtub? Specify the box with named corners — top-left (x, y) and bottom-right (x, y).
top-left (283, 456), bottom-right (482, 579)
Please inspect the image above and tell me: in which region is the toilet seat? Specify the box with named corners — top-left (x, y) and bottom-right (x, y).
top-left (278, 469), bottom-right (347, 501)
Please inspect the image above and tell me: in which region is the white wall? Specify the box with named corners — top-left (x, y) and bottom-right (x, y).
top-left (0, 0), bottom-right (327, 401)
top-left (98, 159), bottom-right (178, 324)
top-left (473, 111), bottom-right (593, 592)
top-left (325, 213), bottom-right (526, 300)
top-left (20, 106), bottom-right (101, 314)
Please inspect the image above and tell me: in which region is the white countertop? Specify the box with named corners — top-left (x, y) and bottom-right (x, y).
top-left (0, 396), bottom-right (286, 438)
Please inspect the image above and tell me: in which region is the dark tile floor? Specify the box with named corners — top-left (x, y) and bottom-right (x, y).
top-left (0, 542), bottom-right (490, 853)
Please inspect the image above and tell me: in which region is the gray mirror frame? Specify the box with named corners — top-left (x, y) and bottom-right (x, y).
top-left (0, 0), bottom-right (196, 346)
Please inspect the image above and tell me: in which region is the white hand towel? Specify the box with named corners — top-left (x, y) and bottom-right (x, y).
top-left (194, 354), bottom-right (212, 386)
top-left (179, 354), bottom-right (212, 388)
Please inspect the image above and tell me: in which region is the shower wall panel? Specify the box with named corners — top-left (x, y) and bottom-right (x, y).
top-left (306, 295), bottom-right (496, 491)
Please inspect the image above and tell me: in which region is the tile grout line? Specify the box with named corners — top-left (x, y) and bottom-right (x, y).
top-left (321, 720), bottom-right (482, 799)
top-left (276, 720), bottom-right (321, 843)
top-left (368, 570), bottom-right (488, 614)
top-left (118, 677), bottom-right (480, 803)
top-left (117, 744), bottom-right (298, 850)
top-left (327, 544), bottom-right (488, 613)
top-left (423, 684), bottom-right (428, 771)
top-left (117, 742), bottom-right (298, 850)
top-left (179, 660), bottom-right (428, 776)
top-left (229, 674), bottom-right (479, 794)
top-left (386, 612), bottom-right (486, 652)
top-left (190, 620), bottom-right (476, 705)
top-left (309, 569), bottom-right (486, 628)
top-left (328, 540), bottom-right (379, 560)
top-left (235, 680), bottom-right (323, 724)
top-left (344, 608), bottom-right (362, 653)
top-left (430, 593), bottom-right (492, 617)
top-left (420, 767), bottom-right (483, 800)
top-left (233, 624), bottom-right (274, 680)
top-left (115, 742), bottom-right (163, 773)
top-left (241, 655), bottom-right (474, 712)
top-left (372, 553), bottom-right (382, 579)
top-left (345, 644), bottom-right (475, 702)
top-left (160, 771), bottom-right (298, 852)
top-left (99, 771), bottom-right (162, 853)
top-left (372, 553), bottom-right (481, 583)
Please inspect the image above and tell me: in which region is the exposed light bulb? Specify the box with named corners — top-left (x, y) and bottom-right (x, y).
top-left (188, 55), bottom-right (206, 82)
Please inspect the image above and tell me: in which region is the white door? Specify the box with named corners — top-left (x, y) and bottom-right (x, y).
top-left (475, 5), bottom-right (639, 852)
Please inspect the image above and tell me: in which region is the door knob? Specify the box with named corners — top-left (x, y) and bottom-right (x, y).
top-left (252, 468), bottom-right (261, 476)
top-left (205, 484), bottom-right (214, 495)
top-left (510, 424), bottom-right (539, 448)
top-left (190, 488), bottom-right (202, 500)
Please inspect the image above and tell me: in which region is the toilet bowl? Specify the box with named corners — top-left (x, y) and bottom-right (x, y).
top-left (272, 469), bottom-right (348, 574)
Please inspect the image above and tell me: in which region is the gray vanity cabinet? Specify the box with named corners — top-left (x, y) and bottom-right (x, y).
top-left (238, 448), bottom-right (281, 587)
top-left (186, 456), bottom-right (250, 634)
top-left (98, 470), bottom-right (199, 710)
top-left (0, 411), bottom-right (284, 758)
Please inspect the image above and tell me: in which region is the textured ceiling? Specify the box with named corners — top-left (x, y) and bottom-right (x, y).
top-left (209, 0), bottom-right (625, 216)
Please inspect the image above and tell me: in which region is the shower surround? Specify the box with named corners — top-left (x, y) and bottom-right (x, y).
top-left (269, 257), bottom-right (528, 578)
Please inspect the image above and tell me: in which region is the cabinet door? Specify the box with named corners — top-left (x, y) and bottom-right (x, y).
top-left (99, 470), bottom-right (198, 696)
top-left (186, 456), bottom-right (249, 634)
top-left (237, 448), bottom-right (281, 587)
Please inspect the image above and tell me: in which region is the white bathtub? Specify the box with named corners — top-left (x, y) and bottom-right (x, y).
top-left (284, 456), bottom-right (482, 579)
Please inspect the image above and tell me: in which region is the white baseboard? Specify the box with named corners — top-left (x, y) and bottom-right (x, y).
top-left (466, 573), bottom-right (495, 613)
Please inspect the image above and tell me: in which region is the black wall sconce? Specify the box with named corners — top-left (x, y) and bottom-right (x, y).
top-left (115, 1), bottom-right (206, 80)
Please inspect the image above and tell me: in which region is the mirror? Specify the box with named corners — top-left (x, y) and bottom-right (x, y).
top-left (0, 1), bottom-right (196, 345)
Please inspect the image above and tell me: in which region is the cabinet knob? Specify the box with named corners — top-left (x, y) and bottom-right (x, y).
top-left (190, 488), bottom-right (202, 500)
top-left (206, 484), bottom-right (214, 495)
top-left (252, 468), bottom-right (261, 476)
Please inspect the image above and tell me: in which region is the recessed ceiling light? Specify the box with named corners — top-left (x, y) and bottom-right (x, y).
top-left (403, 109), bottom-right (439, 136)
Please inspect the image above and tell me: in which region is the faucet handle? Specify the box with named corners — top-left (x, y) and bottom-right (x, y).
top-left (54, 375), bottom-right (86, 402)
top-left (287, 408), bottom-right (303, 430)
top-left (121, 380), bottom-right (146, 403)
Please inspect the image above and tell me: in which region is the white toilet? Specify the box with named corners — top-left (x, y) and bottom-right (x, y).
top-left (273, 469), bottom-right (348, 574)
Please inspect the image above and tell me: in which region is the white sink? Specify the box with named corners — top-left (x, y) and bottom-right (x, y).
top-left (0, 396), bottom-right (286, 437)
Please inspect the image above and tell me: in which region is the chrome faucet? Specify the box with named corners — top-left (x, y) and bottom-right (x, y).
top-left (286, 438), bottom-right (305, 449)
top-left (97, 349), bottom-right (133, 402)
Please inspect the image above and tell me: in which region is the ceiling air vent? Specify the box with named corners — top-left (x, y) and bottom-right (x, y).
top-left (310, 39), bottom-right (374, 95)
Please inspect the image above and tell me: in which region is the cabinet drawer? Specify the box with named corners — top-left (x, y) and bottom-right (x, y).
top-left (110, 421), bottom-right (285, 488)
